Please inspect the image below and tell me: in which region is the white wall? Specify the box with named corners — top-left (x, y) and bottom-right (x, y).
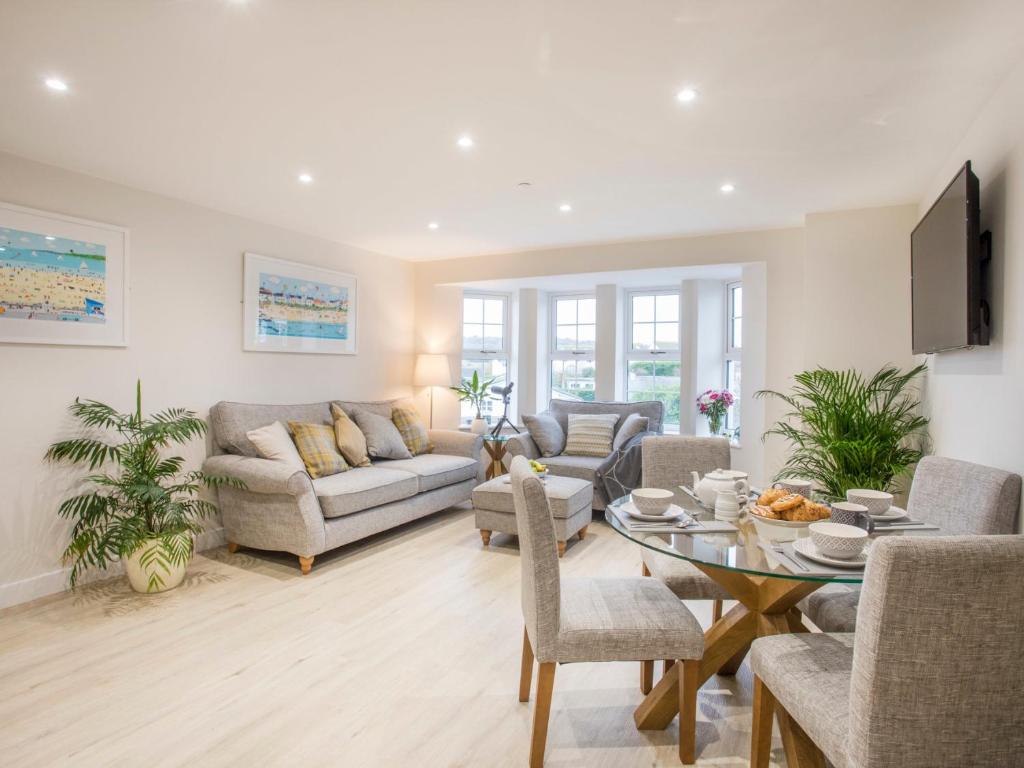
top-left (0, 152), bottom-right (416, 607)
top-left (917, 57), bottom-right (1024, 531)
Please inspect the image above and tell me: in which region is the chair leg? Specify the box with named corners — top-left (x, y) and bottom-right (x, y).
top-left (678, 659), bottom-right (699, 765)
top-left (712, 599), bottom-right (723, 623)
top-left (298, 555), bottom-right (314, 575)
top-left (751, 674), bottom-right (776, 768)
top-left (640, 660), bottom-right (654, 694)
top-left (530, 662), bottom-right (556, 768)
top-left (480, 529), bottom-right (491, 546)
top-left (519, 627), bottom-right (535, 702)
top-left (664, 659), bottom-right (676, 674)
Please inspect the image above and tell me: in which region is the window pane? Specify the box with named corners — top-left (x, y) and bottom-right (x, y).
top-left (483, 298), bottom-right (504, 324)
top-left (632, 322), bottom-right (654, 351)
top-left (555, 325), bottom-right (577, 351)
top-left (577, 324), bottom-right (596, 351)
top-left (556, 299), bottom-right (576, 325)
top-left (577, 298), bottom-right (596, 324)
top-left (731, 285), bottom-right (742, 317)
top-left (627, 361), bottom-right (655, 395)
top-left (655, 322), bottom-right (679, 350)
top-left (726, 360), bottom-right (742, 434)
top-left (463, 323), bottom-right (483, 351)
top-left (655, 294), bottom-right (679, 322)
top-left (483, 324), bottom-right (503, 351)
top-left (463, 297), bottom-right (483, 324)
top-left (731, 318), bottom-right (742, 349)
top-left (551, 359), bottom-right (596, 401)
top-left (460, 358), bottom-right (507, 424)
top-left (632, 295), bottom-right (655, 323)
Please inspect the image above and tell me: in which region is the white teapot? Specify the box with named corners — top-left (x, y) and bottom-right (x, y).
top-left (691, 468), bottom-right (750, 509)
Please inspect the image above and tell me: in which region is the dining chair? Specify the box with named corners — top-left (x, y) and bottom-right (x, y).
top-left (751, 534), bottom-right (1024, 768)
top-left (638, 435), bottom-right (733, 693)
top-left (509, 456), bottom-right (705, 766)
top-left (798, 455), bottom-right (1021, 633)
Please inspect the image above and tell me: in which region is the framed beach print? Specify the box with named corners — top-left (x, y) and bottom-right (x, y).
top-left (242, 252), bottom-right (357, 355)
top-left (0, 202), bottom-right (128, 347)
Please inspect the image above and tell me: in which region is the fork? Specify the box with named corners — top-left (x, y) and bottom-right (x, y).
top-left (770, 544), bottom-right (809, 572)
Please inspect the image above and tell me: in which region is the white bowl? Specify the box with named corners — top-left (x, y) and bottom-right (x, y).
top-left (809, 521), bottom-right (868, 560)
top-left (846, 489), bottom-right (894, 516)
top-left (749, 511), bottom-right (813, 542)
top-left (631, 488), bottom-right (674, 516)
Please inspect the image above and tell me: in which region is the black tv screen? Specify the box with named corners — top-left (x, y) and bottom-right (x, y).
top-left (911, 161), bottom-right (986, 354)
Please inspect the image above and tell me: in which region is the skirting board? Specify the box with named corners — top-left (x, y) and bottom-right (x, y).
top-left (0, 527), bottom-right (227, 611)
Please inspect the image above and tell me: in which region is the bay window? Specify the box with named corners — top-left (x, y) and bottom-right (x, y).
top-left (725, 282), bottom-right (742, 438)
top-left (461, 293), bottom-right (509, 426)
top-left (549, 294), bottom-right (596, 401)
top-left (625, 290), bottom-right (681, 431)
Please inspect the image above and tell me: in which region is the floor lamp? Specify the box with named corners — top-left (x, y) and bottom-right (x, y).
top-left (414, 353), bottom-right (452, 428)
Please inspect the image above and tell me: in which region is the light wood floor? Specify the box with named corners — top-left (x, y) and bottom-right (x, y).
top-left (0, 506), bottom-right (787, 767)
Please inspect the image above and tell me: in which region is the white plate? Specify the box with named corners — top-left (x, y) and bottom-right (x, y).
top-left (622, 501), bottom-right (688, 523)
top-left (792, 537), bottom-right (868, 568)
top-left (870, 505), bottom-right (907, 522)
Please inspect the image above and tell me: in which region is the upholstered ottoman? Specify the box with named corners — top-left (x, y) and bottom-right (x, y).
top-left (472, 475), bottom-right (593, 557)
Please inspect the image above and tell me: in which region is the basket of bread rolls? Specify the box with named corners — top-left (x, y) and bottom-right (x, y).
top-left (749, 487), bottom-right (831, 542)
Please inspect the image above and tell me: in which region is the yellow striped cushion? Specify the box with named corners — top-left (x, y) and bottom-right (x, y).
top-left (563, 413), bottom-right (620, 457)
top-left (392, 404), bottom-right (433, 456)
top-left (287, 421), bottom-right (348, 478)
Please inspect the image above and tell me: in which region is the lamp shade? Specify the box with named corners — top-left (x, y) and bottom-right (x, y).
top-left (414, 353), bottom-right (452, 387)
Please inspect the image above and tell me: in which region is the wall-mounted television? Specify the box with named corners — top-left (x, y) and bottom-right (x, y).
top-left (911, 160), bottom-right (990, 354)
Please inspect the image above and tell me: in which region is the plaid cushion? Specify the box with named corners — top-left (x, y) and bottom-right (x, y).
top-left (287, 421), bottom-right (348, 478)
top-left (391, 405), bottom-right (433, 456)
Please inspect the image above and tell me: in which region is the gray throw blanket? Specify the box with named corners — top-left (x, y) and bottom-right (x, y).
top-left (593, 430), bottom-right (658, 508)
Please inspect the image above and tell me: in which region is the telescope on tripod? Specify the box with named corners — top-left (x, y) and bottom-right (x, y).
top-left (489, 382), bottom-right (519, 437)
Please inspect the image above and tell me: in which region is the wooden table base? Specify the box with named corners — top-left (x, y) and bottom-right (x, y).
top-left (633, 562), bottom-right (822, 763)
top-left (482, 440), bottom-right (507, 480)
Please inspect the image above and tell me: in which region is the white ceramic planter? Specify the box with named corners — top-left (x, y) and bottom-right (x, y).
top-left (470, 418), bottom-right (488, 435)
top-left (124, 537), bottom-right (189, 594)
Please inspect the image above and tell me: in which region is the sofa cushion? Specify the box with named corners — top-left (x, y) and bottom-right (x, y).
top-left (350, 408), bottom-right (413, 460)
top-left (612, 413), bottom-right (649, 451)
top-left (391, 404), bottom-right (433, 456)
top-left (548, 399), bottom-right (664, 437)
top-left (541, 453), bottom-right (605, 481)
top-left (380, 454), bottom-right (478, 492)
top-left (210, 401), bottom-right (333, 457)
top-left (564, 413), bottom-right (619, 457)
top-left (245, 420), bottom-right (306, 472)
top-left (313, 467), bottom-right (419, 518)
top-left (330, 403), bottom-right (372, 467)
top-left (523, 412), bottom-right (566, 457)
top-left (288, 421), bottom-right (348, 479)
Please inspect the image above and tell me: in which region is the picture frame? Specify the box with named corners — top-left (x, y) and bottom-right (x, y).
top-left (242, 252), bottom-right (357, 355)
top-left (0, 201), bottom-right (129, 347)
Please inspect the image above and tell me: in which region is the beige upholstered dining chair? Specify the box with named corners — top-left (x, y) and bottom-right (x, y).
top-left (509, 456), bottom-right (705, 766)
top-left (798, 455), bottom-right (1022, 633)
top-left (638, 436), bottom-right (733, 693)
top-left (751, 534), bottom-right (1024, 768)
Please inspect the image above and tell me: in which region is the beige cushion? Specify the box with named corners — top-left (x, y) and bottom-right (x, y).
top-left (245, 420), bottom-right (306, 472)
top-left (564, 413), bottom-right (619, 457)
top-left (381, 454), bottom-right (477, 492)
top-left (350, 408), bottom-right (412, 460)
top-left (473, 474), bottom-right (592, 519)
top-left (330, 403), bottom-right (371, 467)
top-left (313, 467), bottom-right (418, 518)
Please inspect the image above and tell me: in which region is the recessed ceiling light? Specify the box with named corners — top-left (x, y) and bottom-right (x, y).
top-left (456, 135), bottom-right (474, 150)
top-left (45, 236), bottom-right (56, 241)
top-left (298, 173), bottom-right (313, 184)
top-left (427, 222), bottom-right (439, 230)
top-left (45, 77), bottom-right (68, 92)
top-left (720, 183), bottom-right (735, 194)
top-left (559, 203), bottom-right (572, 213)
top-left (676, 87), bottom-right (698, 104)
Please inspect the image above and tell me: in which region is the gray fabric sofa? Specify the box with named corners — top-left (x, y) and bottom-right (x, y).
top-left (505, 399), bottom-right (664, 510)
top-left (203, 399), bottom-right (483, 573)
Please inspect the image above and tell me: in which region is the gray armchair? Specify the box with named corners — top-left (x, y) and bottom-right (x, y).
top-left (751, 534), bottom-right (1024, 767)
top-left (799, 455), bottom-right (1022, 632)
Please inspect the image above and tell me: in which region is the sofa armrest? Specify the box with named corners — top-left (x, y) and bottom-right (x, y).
top-left (203, 454), bottom-right (312, 496)
top-left (429, 429), bottom-right (483, 459)
top-left (505, 433), bottom-right (541, 461)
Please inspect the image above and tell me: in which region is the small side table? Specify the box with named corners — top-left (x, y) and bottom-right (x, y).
top-left (481, 434), bottom-right (510, 480)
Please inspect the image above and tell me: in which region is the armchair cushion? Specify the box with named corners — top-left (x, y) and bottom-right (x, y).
top-left (541, 453), bottom-right (605, 481)
top-left (564, 413), bottom-right (619, 457)
top-left (612, 413), bottom-right (649, 451)
top-left (522, 412), bottom-right (565, 457)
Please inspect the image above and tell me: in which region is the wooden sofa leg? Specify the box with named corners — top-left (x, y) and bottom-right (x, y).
top-left (577, 525), bottom-right (589, 541)
top-left (557, 541), bottom-right (567, 558)
top-left (226, 541), bottom-right (239, 554)
top-left (480, 529), bottom-right (492, 547)
top-left (298, 555), bottom-right (314, 575)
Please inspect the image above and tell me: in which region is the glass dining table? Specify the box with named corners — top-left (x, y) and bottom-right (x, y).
top-left (605, 486), bottom-right (865, 750)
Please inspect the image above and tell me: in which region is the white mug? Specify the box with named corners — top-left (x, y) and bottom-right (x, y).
top-left (714, 489), bottom-right (746, 519)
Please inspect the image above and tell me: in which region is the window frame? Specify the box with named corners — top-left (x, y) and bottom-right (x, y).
top-left (624, 288), bottom-right (683, 433)
top-left (548, 292), bottom-right (597, 402)
top-left (724, 281), bottom-right (742, 437)
top-left (460, 291), bottom-right (512, 426)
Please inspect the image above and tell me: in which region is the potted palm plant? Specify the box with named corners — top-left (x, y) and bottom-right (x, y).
top-left (756, 364), bottom-right (929, 501)
top-left (450, 370), bottom-right (499, 435)
top-left (45, 381), bottom-right (241, 593)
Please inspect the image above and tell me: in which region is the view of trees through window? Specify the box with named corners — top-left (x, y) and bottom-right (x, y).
top-left (550, 296), bottom-right (596, 401)
top-left (626, 292), bottom-right (681, 431)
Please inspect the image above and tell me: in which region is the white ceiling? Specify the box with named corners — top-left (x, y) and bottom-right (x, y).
top-left (1, 1), bottom-right (1021, 262)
